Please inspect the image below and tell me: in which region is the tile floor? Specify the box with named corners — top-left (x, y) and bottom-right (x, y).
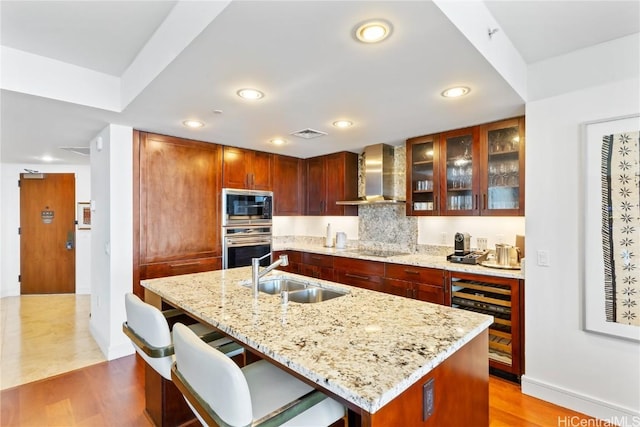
top-left (0, 294), bottom-right (106, 390)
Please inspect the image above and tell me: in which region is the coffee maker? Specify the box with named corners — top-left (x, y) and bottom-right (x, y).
top-left (454, 232), bottom-right (471, 255)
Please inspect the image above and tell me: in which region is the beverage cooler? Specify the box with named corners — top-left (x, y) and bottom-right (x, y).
top-left (449, 271), bottom-right (524, 379)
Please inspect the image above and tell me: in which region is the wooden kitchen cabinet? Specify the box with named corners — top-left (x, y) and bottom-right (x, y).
top-left (383, 264), bottom-right (446, 305)
top-left (305, 152), bottom-right (358, 216)
top-left (406, 116), bottom-right (524, 217)
top-left (223, 146), bottom-right (273, 190)
top-left (133, 131), bottom-right (223, 297)
top-left (334, 257), bottom-right (385, 292)
top-left (272, 250), bottom-right (302, 274)
top-left (479, 117), bottom-right (525, 216)
top-left (440, 126), bottom-right (481, 216)
top-left (273, 154), bottom-right (304, 215)
top-left (406, 134), bottom-right (441, 216)
top-left (300, 252), bottom-right (334, 281)
top-left (449, 271), bottom-right (524, 377)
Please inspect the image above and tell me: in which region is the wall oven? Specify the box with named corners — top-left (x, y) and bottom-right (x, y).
top-left (222, 225), bottom-right (272, 269)
top-left (222, 188), bottom-right (272, 226)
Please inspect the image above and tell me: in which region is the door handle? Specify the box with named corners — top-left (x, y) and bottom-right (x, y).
top-left (66, 231), bottom-right (74, 250)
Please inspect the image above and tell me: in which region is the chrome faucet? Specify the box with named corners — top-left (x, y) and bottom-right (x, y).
top-left (251, 253), bottom-right (289, 298)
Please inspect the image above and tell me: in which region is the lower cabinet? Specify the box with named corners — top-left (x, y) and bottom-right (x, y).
top-left (383, 264), bottom-right (446, 305)
top-left (300, 252), bottom-right (335, 281)
top-left (334, 257), bottom-right (385, 292)
top-left (448, 271), bottom-right (524, 377)
top-left (272, 250), bottom-right (302, 274)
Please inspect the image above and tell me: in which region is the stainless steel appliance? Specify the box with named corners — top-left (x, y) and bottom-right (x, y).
top-left (222, 225), bottom-right (272, 269)
top-left (222, 188), bottom-right (273, 225)
top-left (454, 232), bottom-right (471, 254)
top-left (222, 189), bottom-right (274, 269)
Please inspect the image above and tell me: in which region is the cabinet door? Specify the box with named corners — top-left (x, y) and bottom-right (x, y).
top-left (480, 117), bottom-right (525, 216)
top-left (222, 146), bottom-right (250, 189)
top-left (324, 152), bottom-right (358, 216)
top-left (406, 134), bottom-right (440, 216)
top-left (305, 157), bottom-right (326, 215)
top-left (273, 155), bottom-right (303, 215)
top-left (381, 278), bottom-right (413, 298)
top-left (334, 257), bottom-right (384, 291)
top-left (440, 127), bottom-right (480, 216)
top-left (414, 283), bottom-right (445, 305)
top-left (251, 151), bottom-right (273, 190)
top-left (138, 133), bottom-right (222, 266)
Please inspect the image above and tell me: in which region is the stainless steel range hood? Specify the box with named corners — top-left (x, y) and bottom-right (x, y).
top-left (336, 143), bottom-right (405, 205)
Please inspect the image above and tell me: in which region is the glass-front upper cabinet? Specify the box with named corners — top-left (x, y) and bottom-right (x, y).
top-left (406, 134), bottom-right (440, 216)
top-left (480, 117), bottom-right (525, 216)
top-left (441, 127), bottom-right (479, 215)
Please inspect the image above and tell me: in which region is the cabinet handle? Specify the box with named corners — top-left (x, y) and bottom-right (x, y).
top-left (434, 196), bottom-right (438, 211)
top-left (311, 256), bottom-right (322, 260)
top-left (403, 269), bottom-right (420, 275)
top-left (345, 273), bottom-right (369, 281)
top-left (169, 261), bottom-right (202, 268)
top-left (474, 194), bottom-right (478, 210)
top-left (483, 193), bottom-right (487, 210)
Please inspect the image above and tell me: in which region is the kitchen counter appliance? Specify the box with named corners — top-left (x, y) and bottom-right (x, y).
top-left (222, 189), bottom-right (273, 268)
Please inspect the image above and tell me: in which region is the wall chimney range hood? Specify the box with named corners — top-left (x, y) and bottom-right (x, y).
top-left (336, 143), bottom-right (405, 205)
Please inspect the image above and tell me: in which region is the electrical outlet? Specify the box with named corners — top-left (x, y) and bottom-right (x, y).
top-left (440, 232), bottom-right (448, 244)
top-left (537, 250), bottom-right (550, 267)
top-left (423, 378), bottom-right (435, 421)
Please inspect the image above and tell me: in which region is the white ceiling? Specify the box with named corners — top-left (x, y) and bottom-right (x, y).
top-left (1, 0), bottom-right (638, 165)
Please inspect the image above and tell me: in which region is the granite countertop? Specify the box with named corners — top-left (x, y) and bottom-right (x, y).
top-left (142, 267), bottom-right (493, 414)
top-left (273, 242), bottom-right (524, 280)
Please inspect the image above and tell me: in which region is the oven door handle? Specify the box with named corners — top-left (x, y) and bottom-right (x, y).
top-left (225, 239), bottom-right (272, 248)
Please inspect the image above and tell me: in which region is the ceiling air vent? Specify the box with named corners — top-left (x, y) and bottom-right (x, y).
top-left (291, 128), bottom-right (328, 139)
top-left (60, 147), bottom-right (90, 156)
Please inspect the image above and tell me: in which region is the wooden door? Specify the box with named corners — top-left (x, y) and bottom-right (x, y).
top-left (273, 155), bottom-right (303, 215)
top-left (324, 152), bottom-right (358, 216)
top-left (305, 157), bottom-right (326, 215)
top-left (251, 151), bottom-right (273, 190)
top-left (222, 146), bottom-right (250, 189)
top-left (20, 173), bottom-right (76, 294)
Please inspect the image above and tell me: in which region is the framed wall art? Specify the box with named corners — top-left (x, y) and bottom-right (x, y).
top-left (77, 201), bottom-right (91, 230)
top-left (582, 114), bottom-right (640, 341)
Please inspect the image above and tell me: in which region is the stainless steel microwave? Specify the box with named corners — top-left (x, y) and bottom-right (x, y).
top-left (222, 189), bottom-right (273, 226)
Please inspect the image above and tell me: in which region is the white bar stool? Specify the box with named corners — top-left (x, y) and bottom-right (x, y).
top-left (123, 293), bottom-right (244, 380)
top-left (171, 322), bottom-right (346, 427)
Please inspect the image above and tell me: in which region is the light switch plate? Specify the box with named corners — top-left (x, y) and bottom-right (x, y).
top-left (537, 250), bottom-right (550, 266)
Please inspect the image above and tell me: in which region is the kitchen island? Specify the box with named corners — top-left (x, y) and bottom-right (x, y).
top-left (142, 267), bottom-right (493, 426)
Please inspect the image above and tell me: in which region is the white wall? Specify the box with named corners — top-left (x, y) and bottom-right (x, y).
top-left (0, 163), bottom-right (91, 297)
top-left (523, 34), bottom-right (640, 422)
top-left (89, 125), bottom-right (134, 360)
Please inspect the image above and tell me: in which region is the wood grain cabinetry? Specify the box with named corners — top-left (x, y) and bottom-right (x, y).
top-left (305, 152), bottom-right (358, 216)
top-left (383, 264), bottom-right (446, 305)
top-left (334, 257), bottom-right (385, 292)
top-left (272, 250), bottom-right (302, 274)
top-left (300, 252), bottom-right (334, 281)
top-left (406, 116), bottom-right (525, 217)
top-left (222, 146), bottom-right (273, 190)
top-left (273, 155), bottom-right (304, 215)
top-left (133, 131), bottom-right (222, 297)
top-left (449, 271), bottom-right (524, 377)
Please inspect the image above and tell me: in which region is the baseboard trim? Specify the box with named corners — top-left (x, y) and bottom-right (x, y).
top-left (89, 320), bottom-right (134, 361)
top-left (521, 375), bottom-right (640, 425)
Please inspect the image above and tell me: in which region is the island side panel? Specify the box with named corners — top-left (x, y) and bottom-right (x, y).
top-left (363, 330), bottom-right (489, 427)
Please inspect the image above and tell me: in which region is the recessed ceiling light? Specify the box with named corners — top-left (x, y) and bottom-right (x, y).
top-left (441, 86), bottom-right (470, 98)
top-left (237, 88), bottom-right (264, 100)
top-left (41, 155), bottom-right (54, 162)
top-left (333, 120), bottom-right (353, 129)
top-left (354, 20), bottom-right (392, 43)
top-left (182, 120), bottom-right (204, 128)
top-left (270, 138), bottom-right (288, 146)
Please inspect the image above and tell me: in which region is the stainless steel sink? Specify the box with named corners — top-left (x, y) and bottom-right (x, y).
top-left (286, 287), bottom-right (346, 304)
top-left (257, 278), bottom-right (308, 294)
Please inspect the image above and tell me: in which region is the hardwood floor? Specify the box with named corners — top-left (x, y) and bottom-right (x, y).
top-left (0, 295), bottom-right (602, 426)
